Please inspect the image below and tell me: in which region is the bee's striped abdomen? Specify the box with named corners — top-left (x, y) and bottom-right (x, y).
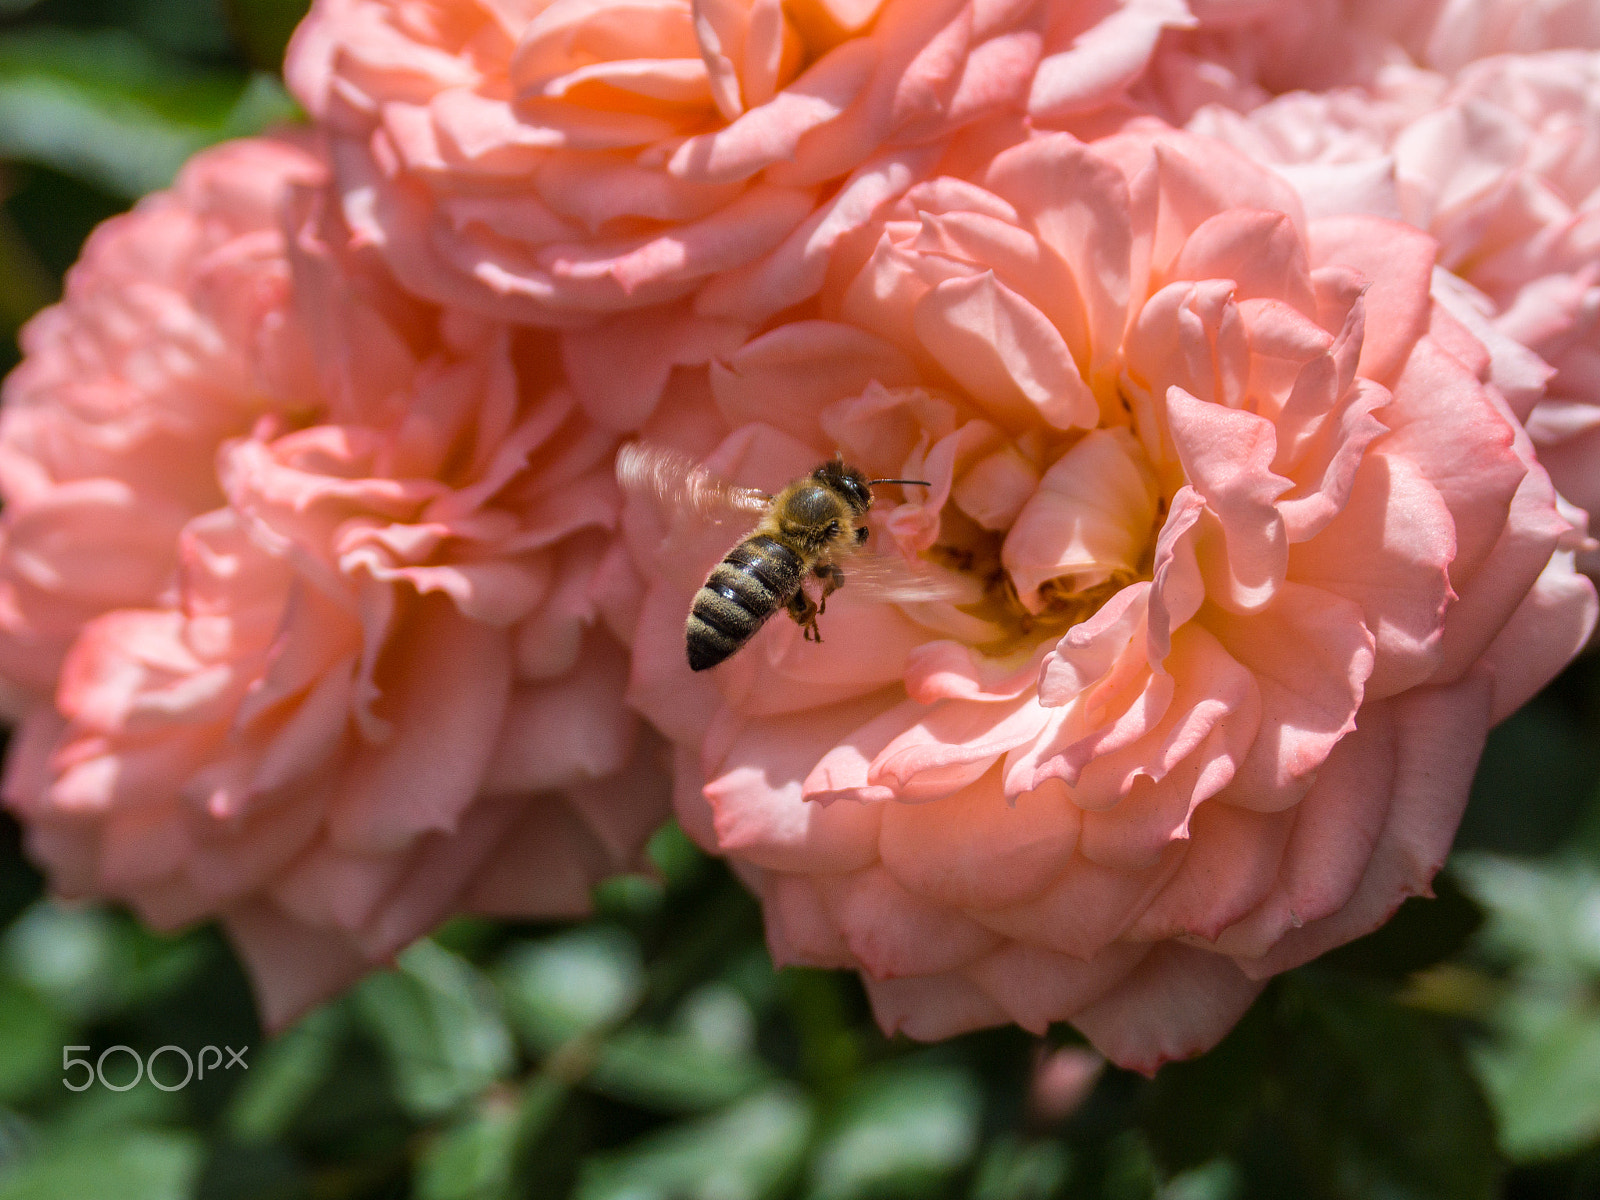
top-left (686, 535), bottom-right (803, 671)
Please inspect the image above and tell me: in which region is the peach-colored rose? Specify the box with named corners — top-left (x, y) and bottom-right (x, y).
top-left (1131, 2), bottom-right (1441, 121)
top-left (0, 143), bottom-right (666, 1028)
top-left (622, 124), bottom-right (1595, 1071)
top-left (1405, 0), bottom-right (1600, 73)
top-left (1188, 52), bottom-right (1600, 569)
top-left (283, 0), bottom-right (1195, 325)
top-left (1138, 0), bottom-right (1600, 123)
top-left (0, 138), bottom-right (322, 704)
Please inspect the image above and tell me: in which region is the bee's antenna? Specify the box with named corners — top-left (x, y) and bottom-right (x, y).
top-left (865, 478), bottom-right (932, 487)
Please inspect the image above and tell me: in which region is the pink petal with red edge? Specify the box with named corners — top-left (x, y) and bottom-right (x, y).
top-left (972, 840), bottom-right (1187, 960)
top-left (1208, 702), bottom-right (1399, 960)
top-left (964, 940), bottom-right (1149, 1034)
top-left (1129, 801), bottom-right (1296, 943)
top-left (1236, 673), bottom-right (1492, 978)
top-left (822, 864), bottom-right (1003, 979)
top-left (764, 872), bottom-right (855, 969)
top-left (1476, 555), bottom-right (1598, 725)
top-left (864, 971), bottom-right (1010, 1040)
top-left (1072, 942), bottom-right (1264, 1075)
top-left (225, 900), bottom-right (373, 1031)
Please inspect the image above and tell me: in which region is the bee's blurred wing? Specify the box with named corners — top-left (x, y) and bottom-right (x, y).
top-left (833, 552), bottom-right (982, 606)
top-left (616, 442), bottom-right (770, 525)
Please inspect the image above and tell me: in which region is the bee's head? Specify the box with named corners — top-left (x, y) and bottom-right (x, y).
top-left (812, 458), bottom-right (873, 514)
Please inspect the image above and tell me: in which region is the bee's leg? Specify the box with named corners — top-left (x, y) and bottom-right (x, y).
top-left (812, 563), bottom-right (845, 616)
top-left (787, 588), bottom-right (822, 641)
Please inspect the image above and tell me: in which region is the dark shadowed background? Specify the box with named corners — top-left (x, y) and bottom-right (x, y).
top-left (0, 3), bottom-right (1597, 1198)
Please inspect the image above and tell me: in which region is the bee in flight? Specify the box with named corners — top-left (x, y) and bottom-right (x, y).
top-left (616, 444), bottom-right (936, 671)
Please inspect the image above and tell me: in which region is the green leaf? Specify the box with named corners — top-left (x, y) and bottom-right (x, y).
top-left (1160, 1158), bottom-right (1242, 1200)
top-left (0, 981), bottom-right (63, 1104)
top-left (1, 903), bottom-right (127, 1022)
top-left (647, 821), bottom-right (709, 890)
top-left (587, 1028), bottom-right (770, 1114)
top-left (1143, 976), bottom-right (1500, 1200)
top-left (497, 928), bottom-right (644, 1054)
top-left (190, 1142), bottom-right (305, 1200)
top-left (226, 1006), bottom-right (342, 1143)
top-left (805, 1064), bottom-right (983, 1200)
top-left (585, 983), bottom-right (768, 1113)
top-left (0, 1109), bottom-right (33, 1174)
top-left (52, 1078), bottom-right (183, 1140)
top-left (355, 941), bottom-right (515, 1120)
top-left (0, 1129), bottom-right (202, 1200)
top-left (573, 1085), bottom-right (812, 1200)
top-left (1453, 855), bottom-right (1600, 982)
top-left (1139, 998), bottom-right (1271, 1175)
top-left (0, 29), bottom-right (296, 198)
top-left (1452, 855), bottom-right (1600, 1160)
top-left (970, 1135), bottom-right (1073, 1200)
top-left (1472, 992), bottom-right (1600, 1161)
top-left (415, 1095), bottom-right (523, 1200)
top-left (1278, 979), bottom-right (1500, 1200)
top-left (592, 874), bottom-right (667, 919)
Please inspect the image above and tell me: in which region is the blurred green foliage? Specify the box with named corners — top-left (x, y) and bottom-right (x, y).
top-left (0, 3), bottom-right (1598, 1199)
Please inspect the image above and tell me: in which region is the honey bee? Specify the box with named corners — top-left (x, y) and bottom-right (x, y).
top-left (616, 443), bottom-right (938, 671)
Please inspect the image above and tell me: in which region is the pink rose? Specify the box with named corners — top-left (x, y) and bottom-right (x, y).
top-left (1394, 54), bottom-right (1600, 559)
top-left (0, 142), bottom-right (667, 1029)
top-left (283, 0), bottom-right (1194, 325)
top-left (623, 125), bottom-right (1595, 1071)
top-left (1188, 52), bottom-right (1600, 570)
top-left (1139, 0), bottom-right (1600, 122)
top-left (0, 138), bottom-right (322, 703)
top-left (1405, 0), bottom-right (1600, 73)
top-left (1133, 2), bottom-right (1442, 120)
